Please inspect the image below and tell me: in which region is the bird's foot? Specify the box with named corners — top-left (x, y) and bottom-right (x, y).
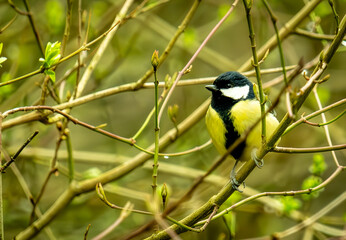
top-left (230, 171), bottom-right (246, 193)
top-left (251, 148), bottom-right (264, 168)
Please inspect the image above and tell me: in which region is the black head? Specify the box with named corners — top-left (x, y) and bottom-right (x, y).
top-left (206, 71), bottom-right (255, 107)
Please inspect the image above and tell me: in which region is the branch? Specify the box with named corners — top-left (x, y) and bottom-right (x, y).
top-left (14, 100), bottom-right (209, 240)
top-left (273, 190), bottom-right (346, 238)
top-left (273, 144), bottom-right (346, 153)
top-left (284, 98), bottom-right (346, 135)
top-left (157, 0), bottom-right (239, 123)
top-left (238, 0), bottom-right (323, 72)
top-left (294, 28), bottom-right (346, 41)
top-left (0, 131), bottom-right (39, 173)
top-left (243, 0), bottom-right (267, 142)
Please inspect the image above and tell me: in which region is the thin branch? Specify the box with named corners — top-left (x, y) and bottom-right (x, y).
top-left (2, 151), bottom-right (56, 239)
top-left (92, 202), bottom-right (133, 240)
top-left (301, 110), bottom-right (345, 127)
top-left (152, 50), bottom-right (160, 196)
top-left (0, 14), bottom-right (17, 33)
top-left (273, 144), bottom-right (346, 153)
top-left (22, 0), bottom-right (44, 56)
top-left (14, 100), bottom-right (209, 240)
top-left (238, 0), bottom-right (323, 72)
top-left (284, 98), bottom-right (346, 135)
top-left (157, 0), bottom-right (239, 123)
top-left (8, 0), bottom-right (29, 16)
top-left (2, 106), bottom-right (134, 145)
top-left (61, 0), bottom-right (73, 56)
top-left (195, 166), bottom-right (344, 227)
top-left (0, 20), bottom-right (120, 88)
top-left (293, 28), bottom-right (346, 41)
top-left (313, 86), bottom-right (340, 167)
top-left (273, 190), bottom-right (346, 238)
top-left (0, 131), bottom-right (39, 173)
top-left (74, 0), bottom-right (134, 99)
top-left (243, 0), bottom-right (267, 142)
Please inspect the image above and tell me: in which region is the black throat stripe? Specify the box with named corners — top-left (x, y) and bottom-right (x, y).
top-left (211, 96), bottom-right (246, 159)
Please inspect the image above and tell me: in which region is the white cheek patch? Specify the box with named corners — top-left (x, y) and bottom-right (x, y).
top-left (221, 85), bottom-right (249, 100)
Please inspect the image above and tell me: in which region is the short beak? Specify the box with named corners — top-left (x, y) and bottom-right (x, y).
top-left (205, 84), bottom-right (218, 92)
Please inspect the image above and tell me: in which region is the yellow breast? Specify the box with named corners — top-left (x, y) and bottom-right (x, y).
top-left (230, 100), bottom-right (280, 151)
top-left (205, 106), bottom-right (228, 155)
top-left (206, 100), bottom-right (280, 161)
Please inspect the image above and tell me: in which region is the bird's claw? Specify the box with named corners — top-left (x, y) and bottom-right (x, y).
top-left (251, 148), bottom-right (264, 168)
top-left (230, 171), bottom-right (246, 193)
top-left (231, 176), bottom-right (243, 193)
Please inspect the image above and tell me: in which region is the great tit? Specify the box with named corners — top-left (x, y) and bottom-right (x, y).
top-left (205, 71), bottom-right (279, 190)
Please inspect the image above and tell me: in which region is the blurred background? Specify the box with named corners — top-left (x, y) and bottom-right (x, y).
top-left (0, 0), bottom-right (345, 239)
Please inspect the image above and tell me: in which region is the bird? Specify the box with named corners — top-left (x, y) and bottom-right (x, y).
top-left (205, 71), bottom-right (280, 191)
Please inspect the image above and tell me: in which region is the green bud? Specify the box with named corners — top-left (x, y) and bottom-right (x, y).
top-left (168, 104), bottom-right (179, 123)
top-left (151, 50), bottom-right (159, 71)
top-left (161, 183), bottom-right (168, 210)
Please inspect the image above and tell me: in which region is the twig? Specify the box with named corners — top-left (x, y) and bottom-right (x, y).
top-left (301, 110), bottom-right (345, 127)
top-left (74, 0), bottom-right (134, 98)
top-left (0, 131), bottom-right (39, 173)
top-left (65, 130), bottom-right (74, 182)
top-left (243, 0), bottom-right (267, 142)
top-left (0, 20), bottom-right (120, 88)
top-left (157, 0), bottom-right (239, 124)
top-left (61, 0), bottom-right (73, 56)
top-left (0, 14), bottom-right (17, 33)
top-left (8, 0), bottom-right (29, 15)
top-left (2, 151), bottom-right (57, 239)
top-left (238, 0), bottom-right (323, 72)
top-left (293, 28), bottom-right (346, 41)
top-left (152, 50), bottom-right (160, 196)
top-left (96, 183), bottom-right (151, 216)
top-left (14, 100), bottom-right (209, 240)
top-left (84, 224), bottom-right (91, 240)
top-left (92, 202), bottom-right (133, 240)
top-left (327, 0), bottom-right (339, 34)
top-left (273, 190), bottom-right (346, 238)
top-left (2, 106), bottom-right (134, 145)
top-left (272, 144), bottom-right (346, 153)
top-left (284, 98), bottom-right (346, 135)
top-left (22, 0), bottom-right (44, 56)
top-left (312, 86), bottom-right (340, 167)
top-left (261, 0), bottom-right (294, 118)
top-left (195, 166), bottom-right (344, 227)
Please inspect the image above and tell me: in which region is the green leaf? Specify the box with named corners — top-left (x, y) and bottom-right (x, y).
top-left (0, 57), bottom-right (7, 67)
top-left (279, 196), bottom-right (302, 215)
top-left (40, 41), bottom-right (61, 69)
top-left (301, 175), bottom-right (323, 200)
top-left (309, 154), bottom-right (327, 176)
top-left (0, 43), bottom-right (6, 67)
top-left (45, 69), bottom-right (56, 82)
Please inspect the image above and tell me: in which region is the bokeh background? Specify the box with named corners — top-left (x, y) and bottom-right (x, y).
top-left (0, 0), bottom-right (345, 239)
